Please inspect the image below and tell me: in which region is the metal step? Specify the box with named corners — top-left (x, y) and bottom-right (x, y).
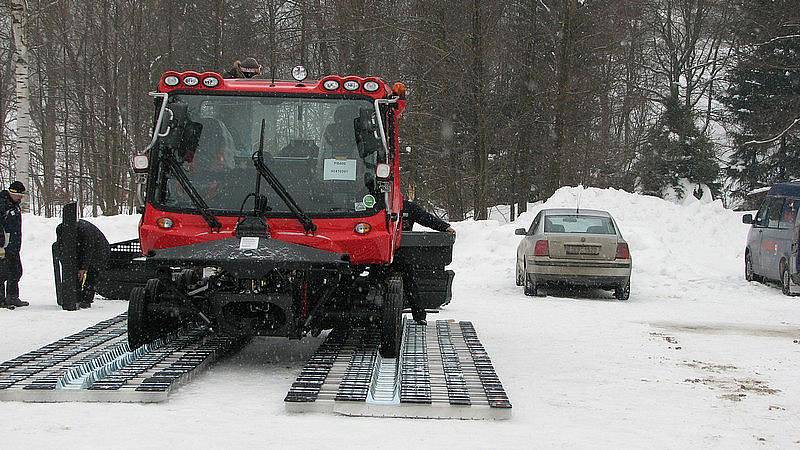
top-left (285, 319), bottom-right (512, 420)
top-left (0, 314), bottom-right (248, 402)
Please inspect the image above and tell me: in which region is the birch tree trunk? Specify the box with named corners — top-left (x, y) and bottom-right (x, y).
top-left (10, 0), bottom-right (30, 196)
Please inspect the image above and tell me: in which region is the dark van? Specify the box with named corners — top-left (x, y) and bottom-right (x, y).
top-left (743, 182), bottom-right (800, 295)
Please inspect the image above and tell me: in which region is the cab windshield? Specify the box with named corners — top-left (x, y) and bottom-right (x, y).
top-left (154, 94), bottom-right (386, 215)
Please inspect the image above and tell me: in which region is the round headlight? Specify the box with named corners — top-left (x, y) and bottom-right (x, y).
top-left (323, 79), bottom-right (340, 90)
top-left (157, 217), bottom-right (174, 229)
top-left (203, 77), bottom-right (220, 88)
top-left (343, 80), bottom-right (360, 91)
top-left (183, 76), bottom-right (199, 86)
top-left (354, 223), bottom-right (372, 235)
top-left (363, 81), bottom-right (380, 92)
top-left (292, 65), bottom-right (308, 81)
top-left (164, 76), bottom-right (180, 86)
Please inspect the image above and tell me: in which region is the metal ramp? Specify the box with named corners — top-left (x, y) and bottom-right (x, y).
top-left (0, 314), bottom-right (247, 402)
top-left (285, 320), bottom-right (512, 420)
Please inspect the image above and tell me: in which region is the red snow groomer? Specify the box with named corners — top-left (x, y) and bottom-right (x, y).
top-left (91, 68), bottom-right (453, 358)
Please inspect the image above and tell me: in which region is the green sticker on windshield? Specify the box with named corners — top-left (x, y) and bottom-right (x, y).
top-left (363, 194), bottom-right (376, 208)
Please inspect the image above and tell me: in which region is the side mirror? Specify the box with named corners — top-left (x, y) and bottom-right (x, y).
top-left (169, 102), bottom-right (188, 127)
top-left (515, 228), bottom-right (527, 236)
top-left (162, 102), bottom-right (189, 147)
top-left (355, 108), bottom-right (381, 158)
top-left (356, 108), bottom-right (377, 133)
top-left (742, 213), bottom-right (753, 225)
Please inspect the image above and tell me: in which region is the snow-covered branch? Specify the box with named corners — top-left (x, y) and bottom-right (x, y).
top-left (744, 116), bottom-right (800, 146)
top-left (754, 34), bottom-right (800, 46)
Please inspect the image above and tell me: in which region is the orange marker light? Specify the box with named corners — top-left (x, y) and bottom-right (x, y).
top-left (392, 82), bottom-right (407, 99)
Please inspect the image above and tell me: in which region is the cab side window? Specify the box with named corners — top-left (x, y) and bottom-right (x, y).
top-left (781, 198), bottom-right (799, 229)
top-left (768, 197), bottom-right (785, 228)
top-left (755, 199), bottom-right (770, 227)
top-left (528, 212), bottom-right (542, 235)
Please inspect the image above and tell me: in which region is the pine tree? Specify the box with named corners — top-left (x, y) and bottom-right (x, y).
top-left (722, 0), bottom-right (800, 206)
top-left (636, 96), bottom-right (720, 198)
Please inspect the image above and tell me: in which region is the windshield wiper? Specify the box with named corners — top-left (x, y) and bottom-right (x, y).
top-left (251, 119), bottom-right (316, 233)
top-left (161, 153), bottom-right (222, 231)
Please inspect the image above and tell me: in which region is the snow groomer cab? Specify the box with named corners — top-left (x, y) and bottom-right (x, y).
top-left (122, 67), bottom-right (454, 358)
top-left (743, 182), bottom-right (800, 295)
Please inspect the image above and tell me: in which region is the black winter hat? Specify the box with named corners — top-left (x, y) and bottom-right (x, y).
top-left (8, 181), bottom-right (26, 195)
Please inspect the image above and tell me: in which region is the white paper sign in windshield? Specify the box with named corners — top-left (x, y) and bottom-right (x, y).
top-left (323, 158), bottom-right (357, 181)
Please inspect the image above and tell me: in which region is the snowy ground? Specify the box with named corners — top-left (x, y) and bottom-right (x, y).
top-left (1, 186), bottom-right (799, 448)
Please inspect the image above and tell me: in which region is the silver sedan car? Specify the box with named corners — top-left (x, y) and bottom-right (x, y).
top-left (515, 208), bottom-right (632, 300)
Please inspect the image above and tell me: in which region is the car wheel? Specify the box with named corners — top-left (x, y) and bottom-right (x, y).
top-left (515, 261), bottom-right (524, 286)
top-left (745, 252), bottom-right (760, 283)
top-left (614, 280), bottom-right (630, 301)
top-left (524, 273), bottom-right (538, 297)
top-left (781, 262), bottom-right (793, 296)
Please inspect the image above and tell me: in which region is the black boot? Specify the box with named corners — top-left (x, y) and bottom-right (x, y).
top-left (9, 298), bottom-right (29, 307)
top-left (411, 308), bottom-right (427, 325)
top-left (0, 298), bottom-right (14, 310)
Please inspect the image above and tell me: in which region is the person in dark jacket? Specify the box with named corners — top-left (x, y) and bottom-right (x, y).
top-left (400, 199), bottom-right (455, 323)
top-left (0, 181), bottom-right (29, 309)
top-left (55, 219), bottom-right (111, 308)
top-left (223, 57), bottom-right (262, 79)
top-left (401, 199), bottom-right (455, 234)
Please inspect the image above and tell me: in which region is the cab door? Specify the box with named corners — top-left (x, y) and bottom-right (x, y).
top-left (751, 199), bottom-right (770, 276)
top-left (762, 196), bottom-right (786, 280)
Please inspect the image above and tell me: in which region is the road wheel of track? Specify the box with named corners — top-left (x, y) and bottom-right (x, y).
top-left (379, 274), bottom-right (404, 359)
top-left (524, 272), bottom-right (538, 297)
top-left (127, 286), bottom-right (152, 349)
top-left (781, 262), bottom-right (793, 296)
top-left (614, 280), bottom-right (631, 301)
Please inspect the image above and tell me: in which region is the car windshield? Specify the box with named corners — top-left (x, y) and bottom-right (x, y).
top-left (154, 94), bottom-right (385, 215)
top-left (544, 215), bottom-right (616, 234)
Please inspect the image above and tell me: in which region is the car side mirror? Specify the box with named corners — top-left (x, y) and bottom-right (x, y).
top-left (742, 214), bottom-right (753, 225)
top-left (515, 228), bottom-right (527, 236)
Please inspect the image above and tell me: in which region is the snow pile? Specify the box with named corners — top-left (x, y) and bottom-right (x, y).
top-left (449, 185), bottom-right (749, 302)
